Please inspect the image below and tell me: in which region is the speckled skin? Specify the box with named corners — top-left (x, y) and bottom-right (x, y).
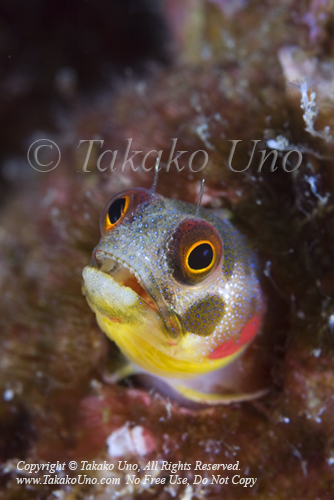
top-left (82, 188), bottom-right (264, 399)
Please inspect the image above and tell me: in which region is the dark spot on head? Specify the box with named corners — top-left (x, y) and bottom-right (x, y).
top-left (181, 296), bottom-right (225, 336)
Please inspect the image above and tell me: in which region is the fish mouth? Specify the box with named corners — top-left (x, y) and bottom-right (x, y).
top-left (91, 250), bottom-right (159, 315)
top-left (82, 249), bottom-right (182, 357)
top-left (83, 249), bottom-right (182, 340)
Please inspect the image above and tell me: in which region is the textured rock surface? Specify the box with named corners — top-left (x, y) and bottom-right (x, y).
top-left (1, 1), bottom-right (334, 498)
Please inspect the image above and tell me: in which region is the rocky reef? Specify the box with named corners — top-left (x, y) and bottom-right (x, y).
top-left (1, 1), bottom-right (334, 498)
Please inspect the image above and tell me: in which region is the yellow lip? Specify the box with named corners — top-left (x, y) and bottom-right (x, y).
top-left (82, 266), bottom-right (146, 322)
top-left (82, 266), bottom-right (172, 357)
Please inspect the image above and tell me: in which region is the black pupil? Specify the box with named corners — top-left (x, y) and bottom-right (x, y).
top-left (188, 243), bottom-right (213, 270)
top-left (108, 198), bottom-right (126, 224)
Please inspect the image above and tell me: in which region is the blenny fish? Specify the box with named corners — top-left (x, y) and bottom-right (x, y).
top-left (82, 179), bottom-right (267, 404)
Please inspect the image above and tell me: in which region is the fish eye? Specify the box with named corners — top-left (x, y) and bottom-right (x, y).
top-left (187, 242), bottom-right (215, 272)
top-left (108, 198), bottom-right (126, 224)
top-left (102, 195), bottom-right (130, 232)
top-left (100, 188), bottom-right (154, 234)
top-left (167, 218), bottom-right (223, 285)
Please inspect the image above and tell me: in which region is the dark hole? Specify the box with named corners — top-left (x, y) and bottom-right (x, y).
top-left (108, 198), bottom-right (126, 224)
top-left (188, 243), bottom-right (213, 270)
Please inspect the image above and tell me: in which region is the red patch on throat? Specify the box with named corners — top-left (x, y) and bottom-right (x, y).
top-left (208, 314), bottom-right (261, 360)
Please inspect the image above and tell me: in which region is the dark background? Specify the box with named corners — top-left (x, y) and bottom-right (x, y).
top-left (0, 0), bottom-right (170, 199)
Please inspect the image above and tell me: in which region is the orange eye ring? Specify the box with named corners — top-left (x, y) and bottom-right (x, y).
top-left (100, 188), bottom-right (154, 235)
top-left (167, 218), bottom-right (223, 286)
top-left (186, 240), bottom-right (216, 274)
top-left (103, 195), bottom-right (130, 232)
